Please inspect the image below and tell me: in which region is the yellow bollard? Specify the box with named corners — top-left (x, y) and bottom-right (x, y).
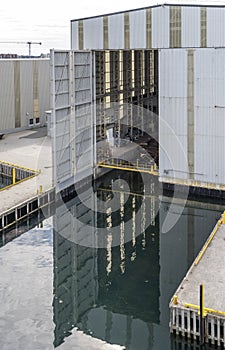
top-left (39, 185), bottom-right (43, 194)
top-left (12, 167), bottom-right (16, 185)
top-left (173, 295), bottom-right (178, 305)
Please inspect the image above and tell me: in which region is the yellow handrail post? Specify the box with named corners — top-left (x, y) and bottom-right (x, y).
top-left (12, 167), bottom-right (16, 185)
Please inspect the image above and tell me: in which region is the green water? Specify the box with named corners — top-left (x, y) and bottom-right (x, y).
top-left (0, 170), bottom-right (224, 349)
top-left (0, 174), bottom-right (12, 188)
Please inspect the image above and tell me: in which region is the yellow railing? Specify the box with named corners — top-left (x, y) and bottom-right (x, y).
top-left (0, 160), bottom-right (40, 192)
top-left (0, 160), bottom-right (40, 174)
top-left (184, 302), bottom-right (225, 317)
top-left (98, 158), bottom-right (158, 176)
top-left (194, 211), bottom-right (225, 266)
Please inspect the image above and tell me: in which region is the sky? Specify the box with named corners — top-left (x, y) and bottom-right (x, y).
top-left (0, 0), bottom-right (225, 56)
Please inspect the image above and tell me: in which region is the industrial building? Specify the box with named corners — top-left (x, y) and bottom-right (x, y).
top-left (0, 58), bottom-right (50, 133)
top-left (51, 3), bottom-right (225, 195)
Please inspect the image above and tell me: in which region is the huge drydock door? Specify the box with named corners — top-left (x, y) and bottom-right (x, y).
top-left (51, 50), bottom-right (95, 193)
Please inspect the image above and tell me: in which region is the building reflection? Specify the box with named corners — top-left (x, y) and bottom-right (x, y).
top-left (53, 170), bottom-right (221, 349)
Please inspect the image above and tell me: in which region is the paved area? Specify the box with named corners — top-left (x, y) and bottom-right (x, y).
top-left (0, 127), bottom-right (52, 214)
top-left (175, 223), bottom-right (225, 312)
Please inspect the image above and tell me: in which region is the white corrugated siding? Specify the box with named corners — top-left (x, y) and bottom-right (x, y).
top-left (0, 61), bottom-right (15, 130)
top-left (130, 10), bottom-right (146, 49)
top-left (84, 17), bottom-right (103, 49)
top-left (20, 60), bottom-right (33, 126)
top-left (152, 6), bottom-right (169, 48)
top-left (71, 21), bottom-right (79, 50)
top-left (38, 59), bottom-right (50, 124)
top-left (207, 7), bottom-right (225, 47)
top-left (182, 7), bottom-right (200, 47)
top-left (194, 48), bottom-right (225, 184)
top-left (108, 14), bottom-right (124, 49)
top-left (159, 49), bottom-right (188, 180)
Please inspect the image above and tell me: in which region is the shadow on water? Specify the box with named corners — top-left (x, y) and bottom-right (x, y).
top-left (52, 170), bottom-right (223, 350)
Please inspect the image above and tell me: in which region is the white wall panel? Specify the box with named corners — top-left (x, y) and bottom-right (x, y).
top-left (108, 14), bottom-right (124, 49)
top-left (207, 8), bottom-right (225, 47)
top-left (20, 60), bottom-right (33, 125)
top-left (130, 10), bottom-right (146, 49)
top-left (84, 17), bottom-right (103, 49)
top-left (194, 48), bottom-right (225, 184)
top-left (71, 21), bottom-right (79, 50)
top-left (38, 59), bottom-right (50, 123)
top-left (182, 7), bottom-right (200, 47)
top-left (0, 61), bottom-right (15, 130)
top-left (152, 7), bottom-right (169, 48)
top-left (159, 49), bottom-right (188, 180)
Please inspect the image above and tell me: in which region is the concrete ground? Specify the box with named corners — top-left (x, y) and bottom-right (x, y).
top-left (0, 127), bottom-right (52, 214)
top-left (0, 129), bottom-right (125, 350)
top-left (175, 223), bottom-right (225, 312)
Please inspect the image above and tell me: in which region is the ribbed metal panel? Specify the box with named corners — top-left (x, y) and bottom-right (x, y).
top-left (207, 7), bottom-right (225, 47)
top-left (51, 51), bottom-right (72, 187)
top-left (0, 61), bottom-right (15, 130)
top-left (182, 6), bottom-right (200, 47)
top-left (108, 14), bottom-right (124, 49)
top-left (38, 59), bottom-right (50, 124)
top-left (130, 9), bottom-right (146, 49)
top-left (152, 6), bottom-right (169, 48)
top-left (20, 60), bottom-right (33, 126)
top-left (159, 49), bottom-right (188, 180)
top-left (71, 21), bottom-right (79, 50)
top-left (194, 48), bottom-right (225, 184)
top-left (74, 51), bottom-right (94, 183)
top-left (83, 17), bottom-right (103, 49)
top-left (51, 50), bottom-right (94, 189)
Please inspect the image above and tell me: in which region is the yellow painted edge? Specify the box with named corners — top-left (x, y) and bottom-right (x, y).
top-left (194, 213), bottom-right (224, 266)
top-left (184, 303), bottom-right (225, 317)
top-left (98, 162), bottom-right (158, 176)
top-left (162, 176), bottom-right (225, 192)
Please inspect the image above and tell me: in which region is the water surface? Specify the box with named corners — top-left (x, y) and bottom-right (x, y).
top-left (0, 171), bottom-right (223, 349)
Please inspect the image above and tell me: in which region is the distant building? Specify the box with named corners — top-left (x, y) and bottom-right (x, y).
top-left (0, 58), bottom-right (50, 133)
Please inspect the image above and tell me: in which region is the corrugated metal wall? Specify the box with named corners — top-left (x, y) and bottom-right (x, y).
top-left (108, 14), bottom-right (124, 49)
top-left (182, 7), bottom-right (200, 47)
top-left (159, 49), bottom-right (188, 181)
top-left (0, 59), bottom-right (50, 132)
top-left (83, 17), bottom-right (103, 49)
top-left (71, 5), bottom-right (225, 50)
top-left (51, 50), bottom-right (95, 191)
top-left (0, 61), bottom-right (15, 130)
top-left (194, 48), bottom-right (225, 185)
top-left (159, 48), bottom-right (225, 187)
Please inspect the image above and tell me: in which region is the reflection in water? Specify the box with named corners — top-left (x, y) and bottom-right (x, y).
top-left (53, 170), bottom-right (222, 350)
